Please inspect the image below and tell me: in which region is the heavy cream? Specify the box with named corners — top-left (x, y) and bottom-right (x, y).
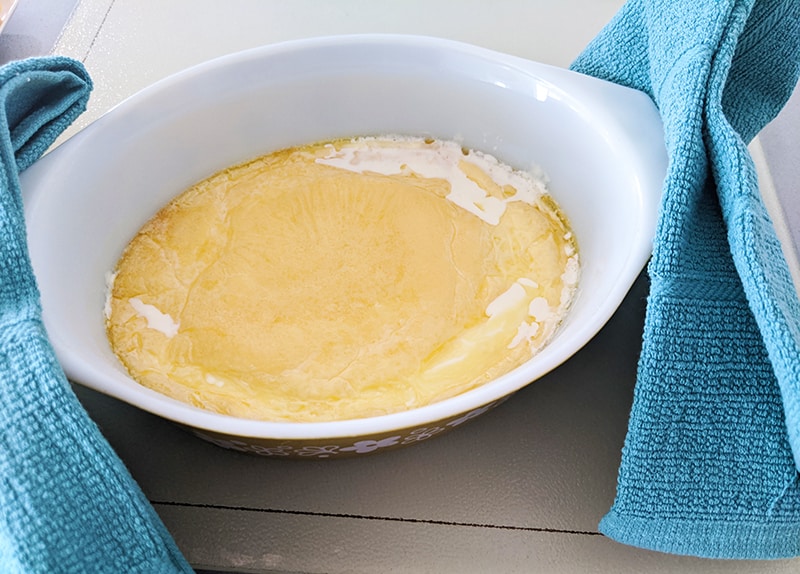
top-left (315, 137), bottom-right (546, 225)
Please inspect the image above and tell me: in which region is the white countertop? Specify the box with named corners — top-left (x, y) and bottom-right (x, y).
top-left (4, 1), bottom-right (800, 572)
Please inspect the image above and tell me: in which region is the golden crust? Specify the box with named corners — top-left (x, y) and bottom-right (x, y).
top-left (106, 137), bottom-right (578, 421)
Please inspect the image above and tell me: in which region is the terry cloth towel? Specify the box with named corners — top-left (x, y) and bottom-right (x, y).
top-left (572, 0), bottom-right (800, 560)
top-left (0, 58), bottom-right (192, 573)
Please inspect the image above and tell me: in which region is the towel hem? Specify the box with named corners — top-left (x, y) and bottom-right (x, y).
top-left (600, 509), bottom-right (800, 559)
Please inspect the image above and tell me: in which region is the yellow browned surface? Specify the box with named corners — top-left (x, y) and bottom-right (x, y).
top-left (106, 138), bottom-right (578, 421)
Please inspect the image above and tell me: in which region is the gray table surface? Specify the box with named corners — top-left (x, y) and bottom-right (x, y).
top-left (3, 2), bottom-right (800, 573)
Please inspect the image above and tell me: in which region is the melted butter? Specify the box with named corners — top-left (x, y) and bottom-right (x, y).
top-left (106, 136), bottom-right (579, 422)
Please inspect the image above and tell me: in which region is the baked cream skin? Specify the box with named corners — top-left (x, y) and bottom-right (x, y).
top-left (105, 136), bottom-right (579, 422)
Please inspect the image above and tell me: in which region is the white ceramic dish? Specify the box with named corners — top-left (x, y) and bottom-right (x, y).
top-left (21, 35), bottom-right (666, 458)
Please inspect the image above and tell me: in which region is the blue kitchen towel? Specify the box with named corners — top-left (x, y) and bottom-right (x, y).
top-left (572, 0), bottom-right (800, 560)
top-left (0, 57), bottom-right (192, 573)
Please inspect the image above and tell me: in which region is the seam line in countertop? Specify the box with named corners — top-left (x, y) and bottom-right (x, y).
top-left (80, 0), bottom-right (116, 62)
top-left (152, 500), bottom-right (601, 536)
